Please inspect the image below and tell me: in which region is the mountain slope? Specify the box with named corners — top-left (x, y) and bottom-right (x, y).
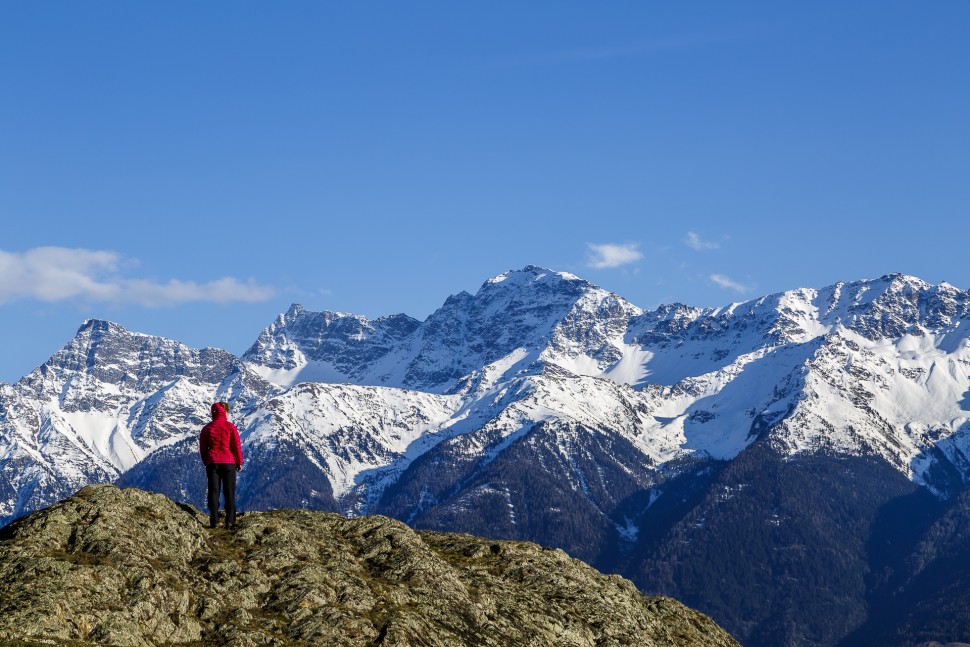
top-left (0, 485), bottom-right (741, 647)
top-left (624, 441), bottom-right (925, 647)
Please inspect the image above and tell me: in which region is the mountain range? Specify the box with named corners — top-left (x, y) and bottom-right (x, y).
top-left (3, 265), bottom-right (970, 646)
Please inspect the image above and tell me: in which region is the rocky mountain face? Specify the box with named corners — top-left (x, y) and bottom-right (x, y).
top-left (0, 485), bottom-right (740, 646)
top-left (243, 266), bottom-right (647, 394)
top-left (3, 266), bottom-right (970, 646)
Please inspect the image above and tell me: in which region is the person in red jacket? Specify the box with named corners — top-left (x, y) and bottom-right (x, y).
top-left (199, 401), bottom-right (243, 529)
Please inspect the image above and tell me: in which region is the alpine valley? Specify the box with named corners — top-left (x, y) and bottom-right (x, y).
top-left (4, 265), bottom-right (970, 647)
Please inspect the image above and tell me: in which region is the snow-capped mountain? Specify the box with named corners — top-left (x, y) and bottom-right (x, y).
top-left (241, 268), bottom-right (970, 500)
top-left (243, 266), bottom-right (645, 393)
top-left (5, 268), bottom-right (969, 521)
top-left (0, 319), bottom-right (276, 522)
top-left (3, 265), bottom-right (970, 646)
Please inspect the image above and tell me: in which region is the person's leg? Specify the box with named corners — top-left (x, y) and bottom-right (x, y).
top-left (222, 465), bottom-right (237, 528)
top-left (206, 464), bottom-right (220, 528)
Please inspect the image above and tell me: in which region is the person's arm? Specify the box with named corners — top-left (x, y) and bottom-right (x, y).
top-left (230, 423), bottom-right (243, 470)
top-left (199, 429), bottom-right (210, 465)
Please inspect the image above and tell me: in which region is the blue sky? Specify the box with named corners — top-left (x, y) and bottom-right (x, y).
top-left (1, 2), bottom-right (968, 382)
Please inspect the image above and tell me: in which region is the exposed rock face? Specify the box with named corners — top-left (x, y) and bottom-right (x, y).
top-left (243, 304), bottom-right (421, 378)
top-left (0, 485), bottom-right (740, 647)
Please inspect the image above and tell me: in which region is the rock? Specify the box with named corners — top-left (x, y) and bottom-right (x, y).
top-left (0, 485), bottom-right (740, 646)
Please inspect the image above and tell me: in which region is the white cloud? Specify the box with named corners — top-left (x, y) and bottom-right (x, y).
top-left (586, 243), bottom-right (643, 269)
top-left (710, 274), bottom-right (752, 294)
top-left (686, 231), bottom-right (719, 251)
top-left (0, 247), bottom-right (275, 307)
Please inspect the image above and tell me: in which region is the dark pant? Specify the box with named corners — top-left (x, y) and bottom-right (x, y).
top-left (206, 463), bottom-right (237, 527)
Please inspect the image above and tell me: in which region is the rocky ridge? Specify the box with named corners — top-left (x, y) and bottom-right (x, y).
top-left (0, 485), bottom-right (739, 647)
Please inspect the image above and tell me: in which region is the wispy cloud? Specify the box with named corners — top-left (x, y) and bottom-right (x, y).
top-left (0, 247), bottom-right (275, 307)
top-left (686, 231), bottom-right (719, 251)
top-left (710, 273), bottom-right (752, 294)
top-left (586, 242), bottom-right (643, 269)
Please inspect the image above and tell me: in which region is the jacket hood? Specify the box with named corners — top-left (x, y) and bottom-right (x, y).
top-left (211, 402), bottom-right (227, 420)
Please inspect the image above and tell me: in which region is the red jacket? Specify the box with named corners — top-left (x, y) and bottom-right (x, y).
top-left (199, 402), bottom-right (243, 466)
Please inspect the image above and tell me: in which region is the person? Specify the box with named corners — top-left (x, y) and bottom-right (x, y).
top-left (199, 401), bottom-right (243, 529)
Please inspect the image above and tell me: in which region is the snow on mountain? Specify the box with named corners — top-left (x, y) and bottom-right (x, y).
top-left (238, 269), bottom-right (970, 501)
top-left (0, 319), bottom-right (275, 523)
top-left (619, 275), bottom-right (970, 489)
top-left (770, 323), bottom-right (970, 492)
top-left (243, 305), bottom-right (421, 387)
top-left (241, 382), bottom-right (463, 504)
top-left (243, 266), bottom-right (645, 394)
top-left (233, 372), bottom-right (692, 514)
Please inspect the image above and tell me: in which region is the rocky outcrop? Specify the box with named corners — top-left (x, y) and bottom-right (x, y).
top-left (0, 485), bottom-right (740, 647)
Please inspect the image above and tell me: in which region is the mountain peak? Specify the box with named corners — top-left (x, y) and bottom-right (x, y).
top-left (876, 272), bottom-right (933, 292)
top-left (72, 319), bottom-right (185, 350)
top-left (878, 271), bottom-right (926, 282)
top-left (77, 318), bottom-right (129, 337)
top-left (485, 265), bottom-right (585, 287)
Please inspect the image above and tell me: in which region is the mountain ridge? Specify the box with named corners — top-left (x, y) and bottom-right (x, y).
top-left (4, 266), bottom-right (970, 524)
